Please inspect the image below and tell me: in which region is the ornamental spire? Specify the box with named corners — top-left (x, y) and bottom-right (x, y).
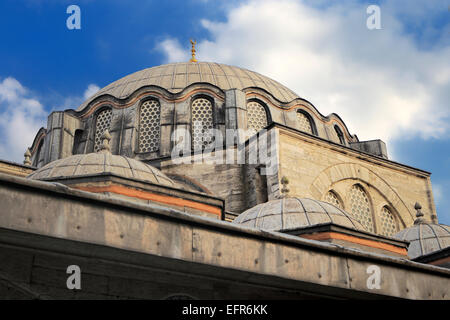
top-left (414, 202), bottom-right (425, 225)
top-left (280, 176), bottom-right (290, 198)
top-left (189, 39), bottom-right (198, 63)
top-left (98, 130), bottom-right (112, 154)
top-left (23, 148), bottom-right (32, 166)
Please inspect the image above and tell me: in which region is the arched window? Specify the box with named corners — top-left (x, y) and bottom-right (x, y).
top-left (379, 206), bottom-right (398, 237)
top-left (72, 129), bottom-right (84, 155)
top-left (324, 190), bottom-right (343, 209)
top-left (94, 108), bottom-right (113, 152)
top-left (296, 110), bottom-right (316, 135)
top-left (33, 140), bottom-right (44, 167)
top-left (349, 184), bottom-right (374, 232)
top-left (247, 100), bottom-right (268, 133)
top-left (191, 97), bottom-right (214, 150)
top-left (334, 125), bottom-right (345, 145)
top-left (138, 99), bottom-right (160, 153)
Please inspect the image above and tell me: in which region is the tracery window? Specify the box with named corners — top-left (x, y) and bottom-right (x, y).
top-left (296, 111), bottom-right (313, 135)
top-left (334, 125), bottom-right (345, 145)
top-left (379, 206), bottom-right (398, 237)
top-left (247, 101), bottom-right (268, 132)
top-left (94, 108), bottom-right (113, 152)
top-left (138, 99), bottom-right (160, 153)
top-left (349, 184), bottom-right (374, 232)
top-left (324, 190), bottom-right (343, 209)
top-left (191, 97), bottom-right (214, 150)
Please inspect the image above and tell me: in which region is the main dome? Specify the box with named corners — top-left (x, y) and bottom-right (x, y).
top-left (77, 62), bottom-right (301, 111)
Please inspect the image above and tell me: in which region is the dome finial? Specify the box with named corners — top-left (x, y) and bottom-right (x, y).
top-left (99, 130), bottom-right (112, 154)
top-left (414, 202), bottom-right (425, 225)
top-left (189, 39), bottom-right (198, 63)
top-left (280, 176), bottom-right (290, 198)
top-left (23, 148), bottom-right (32, 166)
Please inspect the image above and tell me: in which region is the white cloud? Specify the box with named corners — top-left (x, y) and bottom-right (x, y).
top-left (0, 77), bottom-right (47, 163)
top-left (83, 84), bottom-right (100, 100)
top-left (158, 0), bottom-right (450, 146)
top-left (157, 38), bottom-right (190, 64)
top-left (0, 79), bottom-right (101, 163)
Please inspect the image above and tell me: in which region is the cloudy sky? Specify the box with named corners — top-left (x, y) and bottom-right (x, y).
top-left (0, 0), bottom-right (449, 224)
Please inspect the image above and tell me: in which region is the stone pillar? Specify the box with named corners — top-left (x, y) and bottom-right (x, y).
top-left (173, 99), bottom-right (191, 155)
top-left (113, 106), bottom-right (137, 157)
top-left (160, 101), bottom-right (175, 158)
top-left (225, 89), bottom-right (247, 145)
top-left (60, 113), bottom-right (82, 159)
top-left (43, 112), bottom-right (64, 165)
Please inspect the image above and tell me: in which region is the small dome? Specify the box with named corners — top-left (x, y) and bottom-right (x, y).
top-left (232, 197), bottom-right (365, 232)
top-left (27, 152), bottom-right (175, 187)
top-left (394, 223), bottom-right (450, 259)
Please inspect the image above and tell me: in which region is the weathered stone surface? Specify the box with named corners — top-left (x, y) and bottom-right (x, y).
top-left (278, 128), bottom-right (434, 231)
top-left (0, 173), bottom-right (448, 299)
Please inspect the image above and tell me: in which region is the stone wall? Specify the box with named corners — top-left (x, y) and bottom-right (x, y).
top-left (276, 127), bottom-right (436, 233)
top-left (0, 173), bottom-right (449, 299)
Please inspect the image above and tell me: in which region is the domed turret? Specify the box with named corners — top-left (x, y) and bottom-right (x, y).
top-left (232, 197), bottom-right (365, 232)
top-left (27, 130), bottom-right (175, 187)
top-left (394, 203), bottom-right (450, 258)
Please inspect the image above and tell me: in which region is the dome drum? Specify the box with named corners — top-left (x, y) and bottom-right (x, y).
top-left (28, 62), bottom-right (365, 171)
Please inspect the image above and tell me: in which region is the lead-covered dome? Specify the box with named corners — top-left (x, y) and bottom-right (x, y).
top-left (232, 197), bottom-right (365, 231)
top-left (77, 62), bottom-right (301, 111)
top-left (394, 222), bottom-right (450, 259)
top-left (27, 152), bottom-right (175, 187)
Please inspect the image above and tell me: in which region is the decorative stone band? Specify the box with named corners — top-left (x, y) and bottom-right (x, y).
top-left (78, 87), bottom-right (225, 119)
top-left (75, 184), bottom-right (222, 217)
top-left (301, 232), bottom-right (408, 256)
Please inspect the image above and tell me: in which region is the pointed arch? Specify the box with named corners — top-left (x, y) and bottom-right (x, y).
top-left (379, 206), bottom-right (398, 237)
top-left (324, 190), bottom-right (344, 209)
top-left (296, 109), bottom-right (317, 135)
top-left (349, 184), bottom-right (374, 232)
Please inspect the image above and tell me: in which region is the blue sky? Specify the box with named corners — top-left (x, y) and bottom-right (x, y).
top-left (0, 0), bottom-right (449, 224)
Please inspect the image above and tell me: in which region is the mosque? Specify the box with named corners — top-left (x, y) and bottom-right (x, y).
top-left (0, 45), bottom-right (449, 299)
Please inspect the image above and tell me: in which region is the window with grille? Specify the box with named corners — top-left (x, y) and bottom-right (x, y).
top-left (191, 97), bottom-right (214, 150)
top-left (138, 100), bottom-right (160, 153)
top-left (297, 111), bottom-right (313, 134)
top-left (349, 184), bottom-right (374, 232)
top-left (379, 206), bottom-right (397, 237)
top-left (334, 125), bottom-right (345, 145)
top-left (247, 101), bottom-right (268, 132)
top-left (33, 140), bottom-right (44, 167)
top-left (324, 190), bottom-right (343, 209)
top-left (94, 108), bottom-right (112, 152)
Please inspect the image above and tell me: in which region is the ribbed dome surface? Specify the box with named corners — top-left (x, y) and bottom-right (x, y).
top-left (232, 197), bottom-right (365, 231)
top-left (27, 153), bottom-right (175, 187)
top-left (77, 62), bottom-right (300, 111)
top-left (394, 223), bottom-right (450, 259)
